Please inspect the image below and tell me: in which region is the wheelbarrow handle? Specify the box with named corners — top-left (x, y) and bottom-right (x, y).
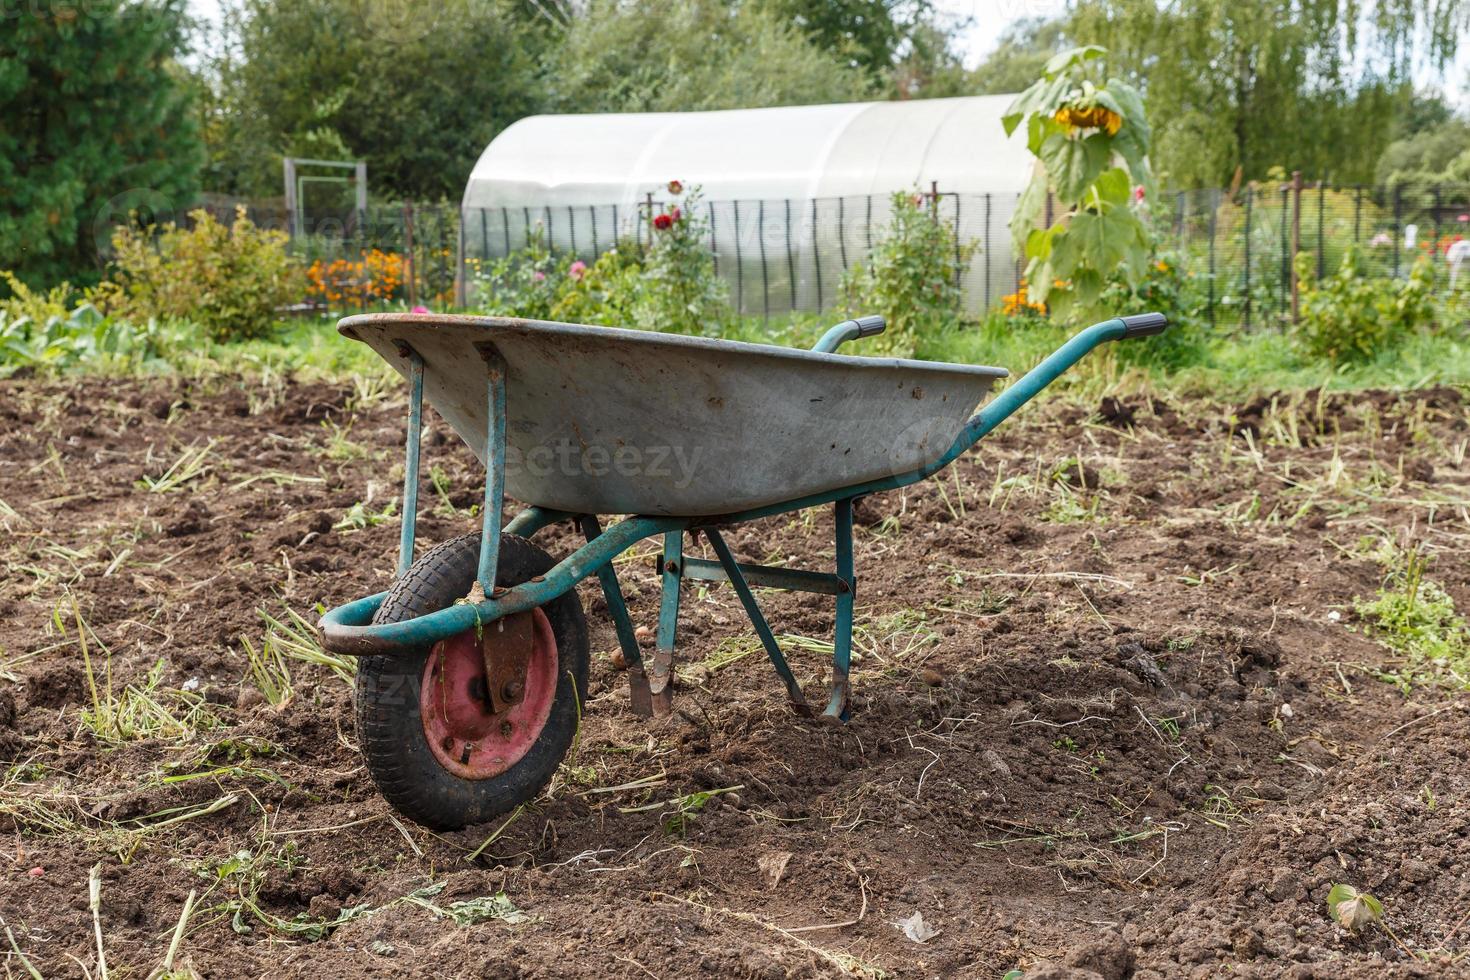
top-left (811, 315), bottom-right (886, 353)
top-left (1120, 312), bottom-right (1168, 337)
top-left (941, 311), bottom-right (1169, 462)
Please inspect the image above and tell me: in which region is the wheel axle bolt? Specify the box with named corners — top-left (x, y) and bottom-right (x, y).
top-left (502, 680), bottom-right (524, 701)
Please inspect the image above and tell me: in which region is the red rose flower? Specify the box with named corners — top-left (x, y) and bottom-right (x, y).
top-left (668, 180), bottom-right (684, 195)
top-left (653, 213), bottom-right (673, 231)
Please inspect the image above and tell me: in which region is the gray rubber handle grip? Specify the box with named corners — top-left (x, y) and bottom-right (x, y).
top-left (1120, 313), bottom-right (1168, 338)
top-left (847, 315), bottom-right (885, 337)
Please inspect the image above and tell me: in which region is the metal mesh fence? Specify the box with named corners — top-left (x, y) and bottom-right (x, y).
top-left (244, 182), bottom-right (1470, 321)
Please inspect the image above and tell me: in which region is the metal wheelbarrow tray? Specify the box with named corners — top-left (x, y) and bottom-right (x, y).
top-left (320, 310), bottom-right (1168, 829)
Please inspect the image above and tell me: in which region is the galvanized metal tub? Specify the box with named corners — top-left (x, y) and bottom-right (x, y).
top-left (340, 314), bottom-right (1008, 517)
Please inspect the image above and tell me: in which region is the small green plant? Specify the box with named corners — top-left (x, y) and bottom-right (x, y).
top-left (1326, 883), bottom-right (1384, 932)
top-left (472, 225), bottom-right (566, 319)
top-left (842, 190), bottom-right (973, 357)
top-left (0, 283), bottom-right (188, 377)
top-left (334, 498), bottom-right (398, 531)
top-left (96, 206), bottom-right (304, 342)
top-left (632, 182), bottom-right (732, 336)
top-left (1295, 247), bottom-right (1437, 363)
top-left (1354, 544), bottom-right (1468, 688)
top-left (401, 882), bottom-right (530, 925)
top-left (549, 245), bottom-right (644, 326)
top-left (1101, 250), bottom-right (1211, 368)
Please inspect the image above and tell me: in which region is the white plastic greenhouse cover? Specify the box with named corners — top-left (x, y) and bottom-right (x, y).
top-left (461, 96), bottom-right (1034, 313)
top-left (463, 95), bottom-right (1029, 211)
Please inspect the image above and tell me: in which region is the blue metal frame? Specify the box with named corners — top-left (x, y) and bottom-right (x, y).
top-left (321, 316), bottom-right (1151, 714)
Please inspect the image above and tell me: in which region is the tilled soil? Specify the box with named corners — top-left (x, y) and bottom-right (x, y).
top-left (0, 374), bottom-right (1467, 979)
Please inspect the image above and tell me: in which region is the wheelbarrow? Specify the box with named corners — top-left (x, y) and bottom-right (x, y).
top-left (319, 310), bottom-right (1168, 829)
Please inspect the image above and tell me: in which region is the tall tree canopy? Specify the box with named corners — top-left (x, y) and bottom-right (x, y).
top-left (211, 0), bottom-right (546, 199)
top-left (1067, 0), bottom-right (1468, 186)
top-left (0, 0), bottom-right (202, 287)
top-left (545, 0), bottom-right (874, 114)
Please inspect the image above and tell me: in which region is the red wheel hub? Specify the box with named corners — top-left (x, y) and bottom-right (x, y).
top-left (420, 608), bottom-right (558, 780)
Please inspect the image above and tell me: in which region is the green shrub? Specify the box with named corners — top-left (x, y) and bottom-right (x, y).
top-left (842, 191), bottom-right (974, 356)
top-left (1294, 246), bottom-right (1436, 363)
top-left (549, 247), bottom-right (643, 326)
top-left (472, 227), bottom-right (567, 320)
top-left (0, 300), bottom-right (187, 376)
top-left (97, 206), bottom-right (303, 342)
top-left (474, 182), bottom-right (733, 336)
top-left (631, 184), bottom-right (731, 336)
top-left (1101, 250), bottom-right (1212, 369)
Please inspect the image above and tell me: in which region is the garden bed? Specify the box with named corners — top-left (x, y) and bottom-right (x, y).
top-left (0, 375), bottom-right (1466, 977)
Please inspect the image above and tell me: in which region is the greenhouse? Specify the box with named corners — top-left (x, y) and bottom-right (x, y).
top-left (460, 96), bottom-right (1033, 314)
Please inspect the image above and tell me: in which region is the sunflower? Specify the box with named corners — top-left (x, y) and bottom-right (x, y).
top-left (1053, 105), bottom-right (1123, 136)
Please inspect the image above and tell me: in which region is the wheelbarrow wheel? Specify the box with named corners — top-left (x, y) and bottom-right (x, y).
top-left (355, 532), bottom-right (588, 830)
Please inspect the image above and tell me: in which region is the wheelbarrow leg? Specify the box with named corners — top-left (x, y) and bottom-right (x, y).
top-left (475, 345), bottom-right (507, 594)
top-left (394, 342), bottom-right (425, 577)
top-left (578, 515), bottom-right (653, 717)
top-left (824, 498), bottom-right (856, 722)
top-left (705, 529), bottom-right (811, 716)
top-left (650, 531), bottom-right (683, 715)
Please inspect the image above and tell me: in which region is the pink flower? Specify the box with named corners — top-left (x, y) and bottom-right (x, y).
top-left (667, 180), bottom-right (683, 195)
top-left (671, 207), bottom-right (682, 223)
top-left (532, 270), bottom-right (546, 282)
top-left (1133, 185), bottom-right (1145, 203)
top-left (569, 260), bottom-right (587, 280)
top-left (1459, 214), bottom-right (1469, 223)
top-left (411, 305), bottom-right (429, 314)
top-left (1370, 232), bottom-right (1391, 247)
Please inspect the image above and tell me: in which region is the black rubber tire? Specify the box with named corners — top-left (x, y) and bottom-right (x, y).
top-left (355, 532), bottom-right (588, 830)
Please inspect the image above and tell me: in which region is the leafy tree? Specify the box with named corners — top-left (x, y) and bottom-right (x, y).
top-left (0, 0), bottom-right (202, 288)
top-left (759, 0), bottom-right (928, 77)
top-left (1067, 0), bottom-right (1467, 187)
top-left (206, 0), bottom-right (545, 199)
top-left (970, 19), bottom-right (1068, 95)
top-left (890, 18), bottom-right (972, 98)
top-left (1375, 114), bottom-right (1470, 189)
top-left (546, 0), bottom-right (873, 113)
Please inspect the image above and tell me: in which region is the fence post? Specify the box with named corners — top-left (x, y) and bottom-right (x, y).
top-left (708, 200), bottom-right (719, 279)
top-left (455, 206), bottom-right (467, 308)
top-left (758, 199), bottom-right (770, 320)
top-left (733, 200), bottom-right (744, 314)
top-left (837, 196), bottom-right (849, 272)
top-left (1207, 189), bottom-right (1217, 327)
top-left (1289, 171), bottom-right (1302, 325)
top-left (1242, 185), bottom-right (1252, 329)
top-left (403, 202), bottom-right (417, 308)
top-left (1323, 178), bottom-right (1334, 279)
top-left (1392, 186), bottom-right (1402, 278)
top-left (1278, 184), bottom-right (1289, 318)
top-left (810, 197), bottom-right (822, 310)
top-left (984, 192), bottom-right (992, 310)
top-left (783, 198), bottom-right (796, 312)
top-left (1353, 186), bottom-right (1362, 242)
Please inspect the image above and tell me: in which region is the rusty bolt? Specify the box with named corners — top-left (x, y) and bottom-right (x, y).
top-left (502, 680), bottom-right (524, 701)
top-left (664, 560), bottom-right (678, 573)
